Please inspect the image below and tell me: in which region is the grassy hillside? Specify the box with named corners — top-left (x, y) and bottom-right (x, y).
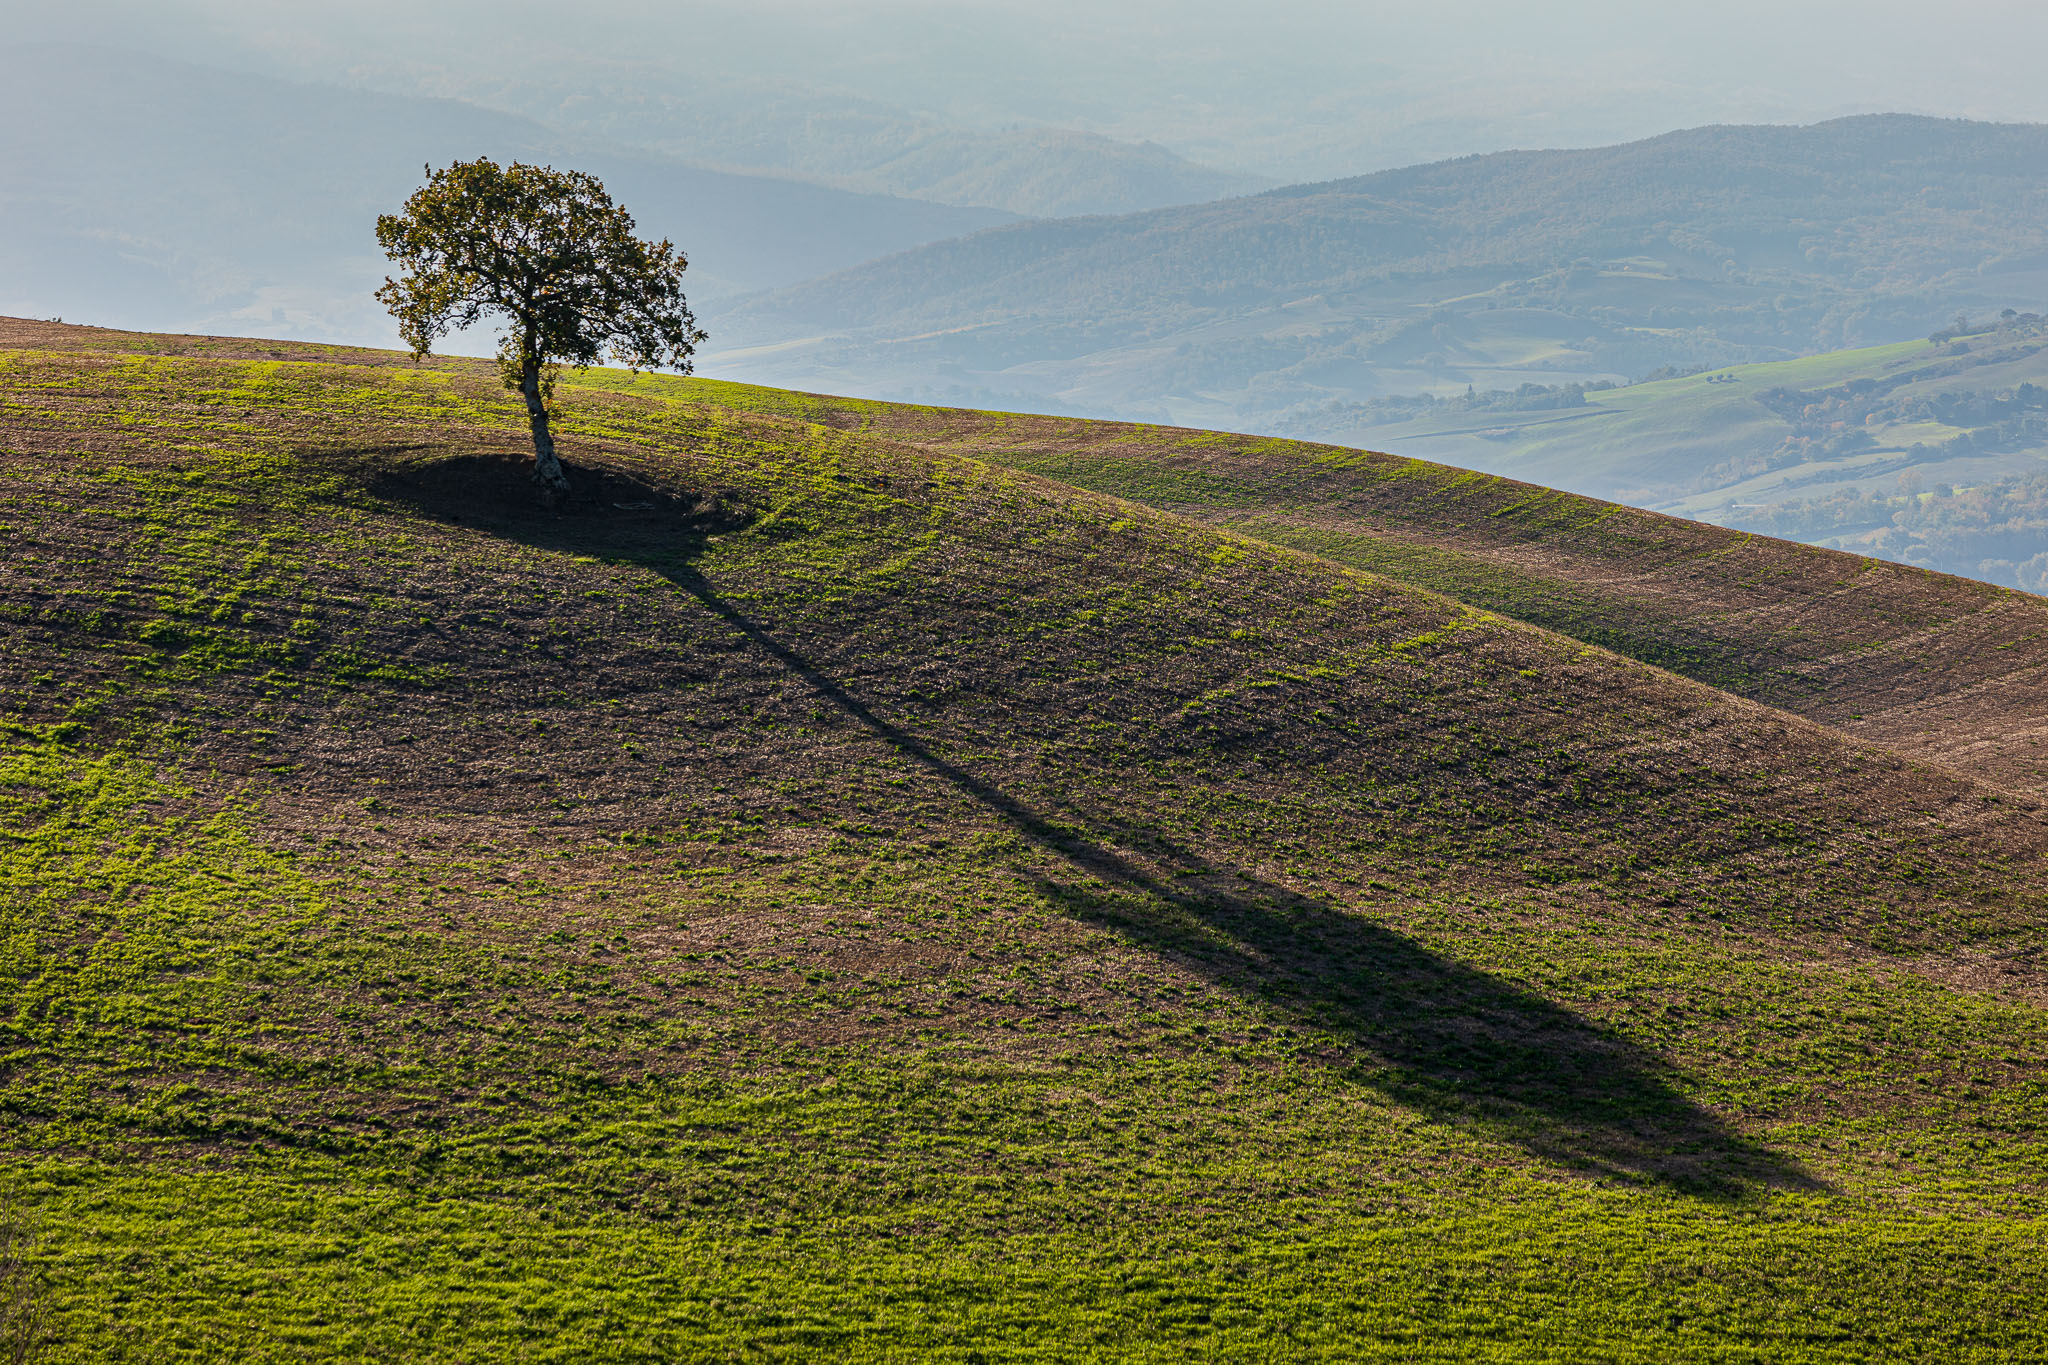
top-left (4, 321), bottom-right (2048, 1360)
top-left (575, 364), bottom-right (2048, 801)
top-left (704, 116), bottom-right (2048, 428)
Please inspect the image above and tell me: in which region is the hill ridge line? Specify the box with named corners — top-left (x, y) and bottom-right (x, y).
top-left (8, 317), bottom-right (2042, 799)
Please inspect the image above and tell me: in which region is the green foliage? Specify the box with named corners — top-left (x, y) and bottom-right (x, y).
top-left (376, 158), bottom-right (703, 378)
top-left (376, 158), bottom-right (703, 491)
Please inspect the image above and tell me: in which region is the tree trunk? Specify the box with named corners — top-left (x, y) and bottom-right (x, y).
top-left (520, 354), bottom-right (570, 498)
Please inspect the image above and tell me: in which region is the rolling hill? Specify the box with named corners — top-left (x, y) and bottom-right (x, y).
top-left (3, 318), bottom-right (2047, 1360)
top-left (615, 366), bottom-right (2048, 799)
top-left (703, 116), bottom-right (2048, 430)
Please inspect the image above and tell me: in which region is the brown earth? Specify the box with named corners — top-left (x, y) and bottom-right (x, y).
top-left (676, 392), bottom-right (2048, 798)
top-left (9, 314), bottom-right (2048, 802)
top-left (4, 317), bottom-right (2048, 1206)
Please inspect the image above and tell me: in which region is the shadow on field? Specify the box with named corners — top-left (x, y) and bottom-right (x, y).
top-left (361, 451), bottom-right (756, 555)
top-left (376, 451), bottom-right (1820, 1199)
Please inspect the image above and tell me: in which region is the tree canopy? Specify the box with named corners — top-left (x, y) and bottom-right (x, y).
top-left (376, 158), bottom-right (704, 495)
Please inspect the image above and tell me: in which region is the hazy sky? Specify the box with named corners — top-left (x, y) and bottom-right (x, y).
top-left (20, 0), bottom-right (2048, 181)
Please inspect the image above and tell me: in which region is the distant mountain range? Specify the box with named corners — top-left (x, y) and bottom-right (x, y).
top-left (0, 44), bottom-right (1014, 346)
top-left (702, 116), bottom-right (2048, 430)
top-left (409, 67), bottom-right (1271, 218)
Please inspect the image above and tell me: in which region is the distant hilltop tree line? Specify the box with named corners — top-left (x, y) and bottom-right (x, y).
top-left (1311, 379), bottom-right (1617, 428)
top-left (1299, 356), bottom-right (1775, 434)
top-left (376, 158), bottom-right (704, 498)
top-left (1928, 309), bottom-right (2048, 345)
top-left (1636, 362), bottom-right (1719, 383)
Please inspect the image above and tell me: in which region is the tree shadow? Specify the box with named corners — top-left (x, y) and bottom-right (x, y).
top-left (368, 452), bottom-right (1822, 1198)
top-left (357, 451), bottom-right (753, 551)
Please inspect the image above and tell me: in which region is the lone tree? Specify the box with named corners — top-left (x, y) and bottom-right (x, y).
top-left (376, 158), bottom-right (704, 496)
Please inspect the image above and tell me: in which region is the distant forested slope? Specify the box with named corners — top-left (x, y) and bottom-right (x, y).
top-left (1298, 316), bottom-right (2048, 589)
top-left (704, 116), bottom-right (2048, 429)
